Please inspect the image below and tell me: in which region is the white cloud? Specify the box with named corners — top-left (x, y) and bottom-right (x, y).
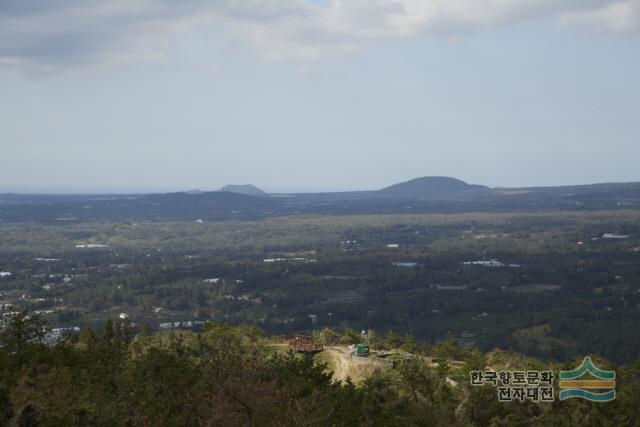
top-left (560, 0), bottom-right (640, 33)
top-left (0, 0), bottom-right (636, 72)
top-left (220, 0), bottom-right (623, 60)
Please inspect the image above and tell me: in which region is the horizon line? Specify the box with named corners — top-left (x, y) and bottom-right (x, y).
top-left (1, 177), bottom-right (639, 196)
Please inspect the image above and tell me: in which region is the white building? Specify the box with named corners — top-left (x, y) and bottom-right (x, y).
top-left (602, 233), bottom-right (630, 239)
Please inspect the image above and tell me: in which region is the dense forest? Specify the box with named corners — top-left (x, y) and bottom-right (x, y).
top-left (0, 313), bottom-right (638, 426)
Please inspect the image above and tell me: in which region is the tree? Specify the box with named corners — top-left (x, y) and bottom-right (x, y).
top-left (102, 319), bottom-right (114, 344)
top-left (0, 311), bottom-right (47, 353)
top-left (398, 359), bottom-right (433, 403)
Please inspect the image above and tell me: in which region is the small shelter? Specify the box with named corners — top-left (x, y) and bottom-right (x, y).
top-left (282, 333), bottom-right (323, 353)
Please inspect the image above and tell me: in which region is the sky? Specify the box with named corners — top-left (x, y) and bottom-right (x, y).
top-left (1, 0), bottom-right (639, 193)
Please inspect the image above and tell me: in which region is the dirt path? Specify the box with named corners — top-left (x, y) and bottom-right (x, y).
top-left (324, 346), bottom-right (352, 382)
top-left (321, 346), bottom-right (388, 384)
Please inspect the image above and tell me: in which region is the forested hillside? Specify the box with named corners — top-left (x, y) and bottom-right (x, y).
top-left (0, 314), bottom-right (638, 426)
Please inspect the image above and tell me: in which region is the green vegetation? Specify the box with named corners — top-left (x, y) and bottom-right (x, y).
top-left (1, 315), bottom-right (639, 426)
top-left (2, 209), bottom-right (640, 253)
top-left (1, 209), bottom-right (640, 366)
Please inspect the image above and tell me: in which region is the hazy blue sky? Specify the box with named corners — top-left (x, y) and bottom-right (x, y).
top-left (1, 1), bottom-right (639, 193)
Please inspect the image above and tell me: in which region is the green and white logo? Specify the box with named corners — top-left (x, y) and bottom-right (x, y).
top-left (559, 357), bottom-right (615, 402)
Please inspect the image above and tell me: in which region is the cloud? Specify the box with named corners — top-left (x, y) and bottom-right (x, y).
top-left (0, 0), bottom-right (210, 72)
top-left (221, 1), bottom-right (616, 61)
top-left (0, 0), bottom-right (636, 72)
top-left (559, 0), bottom-right (640, 33)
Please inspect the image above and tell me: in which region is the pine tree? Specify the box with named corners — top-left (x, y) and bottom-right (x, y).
top-left (103, 319), bottom-right (114, 344)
